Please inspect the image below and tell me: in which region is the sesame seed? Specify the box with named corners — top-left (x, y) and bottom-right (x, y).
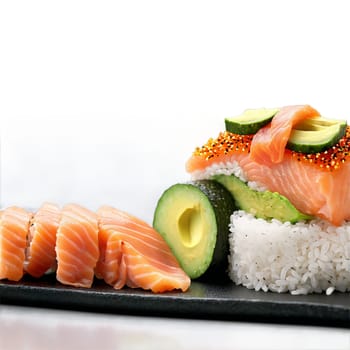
top-left (192, 127), bottom-right (350, 172)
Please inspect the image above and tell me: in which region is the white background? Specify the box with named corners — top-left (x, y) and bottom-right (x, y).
top-left (1, 0), bottom-right (350, 224)
top-left (1, 2), bottom-right (350, 349)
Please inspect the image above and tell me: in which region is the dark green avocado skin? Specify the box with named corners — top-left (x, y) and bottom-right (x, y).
top-left (189, 181), bottom-right (236, 282)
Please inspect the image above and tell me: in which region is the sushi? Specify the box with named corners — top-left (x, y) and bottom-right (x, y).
top-left (153, 104), bottom-right (350, 295)
top-left (96, 205), bottom-right (190, 293)
top-left (183, 105), bottom-right (350, 294)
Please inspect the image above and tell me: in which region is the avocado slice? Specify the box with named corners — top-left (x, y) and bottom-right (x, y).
top-left (225, 108), bottom-right (279, 135)
top-left (213, 174), bottom-right (311, 223)
top-left (287, 116), bottom-right (347, 154)
top-left (153, 180), bottom-right (236, 280)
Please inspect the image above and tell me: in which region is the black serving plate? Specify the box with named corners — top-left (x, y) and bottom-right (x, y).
top-left (1, 275), bottom-right (349, 328)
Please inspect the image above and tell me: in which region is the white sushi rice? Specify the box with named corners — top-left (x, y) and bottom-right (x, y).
top-left (190, 160), bottom-right (267, 191)
top-left (228, 211), bottom-right (350, 295)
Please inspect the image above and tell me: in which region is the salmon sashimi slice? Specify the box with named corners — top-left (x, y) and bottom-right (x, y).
top-left (56, 204), bottom-right (99, 288)
top-left (250, 105), bottom-right (320, 165)
top-left (96, 205), bottom-right (191, 293)
top-left (24, 202), bottom-right (61, 278)
top-left (186, 109), bottom-right (350, 226)
top-left (0, 206), bottom-right (33, 281)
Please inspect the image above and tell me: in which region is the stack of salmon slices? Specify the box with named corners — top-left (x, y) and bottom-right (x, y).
top-left (0, 203), bottom-right (190, 293)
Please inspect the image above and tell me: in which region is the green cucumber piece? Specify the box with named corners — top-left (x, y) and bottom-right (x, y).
top-left (153, 180), bottom-right (236, 279)
top-left (287, 116), bottom-right (347, 154)
top-left (225, 108), bottom-right (279, 135)
top-left (213, 174), bottom-right (311, 224)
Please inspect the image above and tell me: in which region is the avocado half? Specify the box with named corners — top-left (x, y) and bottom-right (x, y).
top-left (153, 180), bottom-right (235, 280)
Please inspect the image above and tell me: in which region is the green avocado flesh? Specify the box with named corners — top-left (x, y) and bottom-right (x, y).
top-left (213, 174), bottom-right (311, 224)
top-left (153, 180), bottom-right (236, 279)
top-left (287, 116), bottom-right (347, 154)
top-left (225, 108), bottom-right (279, 135)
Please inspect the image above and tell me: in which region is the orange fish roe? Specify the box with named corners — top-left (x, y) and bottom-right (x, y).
top-left (290, 126), bottom-right (350, 171)
top-left (193, 127), bottom-right (350, 172)
top-left (193, 132), bottom-right (253, 160)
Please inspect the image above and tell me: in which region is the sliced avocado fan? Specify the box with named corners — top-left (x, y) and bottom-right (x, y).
top-left (213, 174), bottom-right (312, 224)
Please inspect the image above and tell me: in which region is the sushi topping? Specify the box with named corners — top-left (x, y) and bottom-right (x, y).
top-left (225, 108), bottom-right (279, 135)
top-left (187, 105), bottom-right (350, 226)
top-left (249, 105), bottom-right (321, 165)
top-left (192, 126), bottom-right (350, 172)
top-left (193, 132), bottom-right (253, 160)
top-left (286, 116), bottom-right (347, 154)
top-left (291, 126), bottom-right (350, 170)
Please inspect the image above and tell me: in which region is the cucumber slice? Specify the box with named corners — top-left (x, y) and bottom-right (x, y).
top-left (153, 180), bottom-right (235, 280)
top-left (287, 117), bottom-right (347, 154)
top-left (225, 108), bottom-right (279, 135)
top-left (213, 174), bottom-right (311, 224)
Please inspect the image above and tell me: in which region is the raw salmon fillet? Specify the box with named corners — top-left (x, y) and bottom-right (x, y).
top-left (25, 202), bottom-right (61, 278)
top-left (56, 204), bottom-right (99, 288)
top-left (186, 105), bottom-right (350, 226)
top-left (0, 206), bottom-right (32, 281)
top-left (96, 205), bottom-right (191, 293)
